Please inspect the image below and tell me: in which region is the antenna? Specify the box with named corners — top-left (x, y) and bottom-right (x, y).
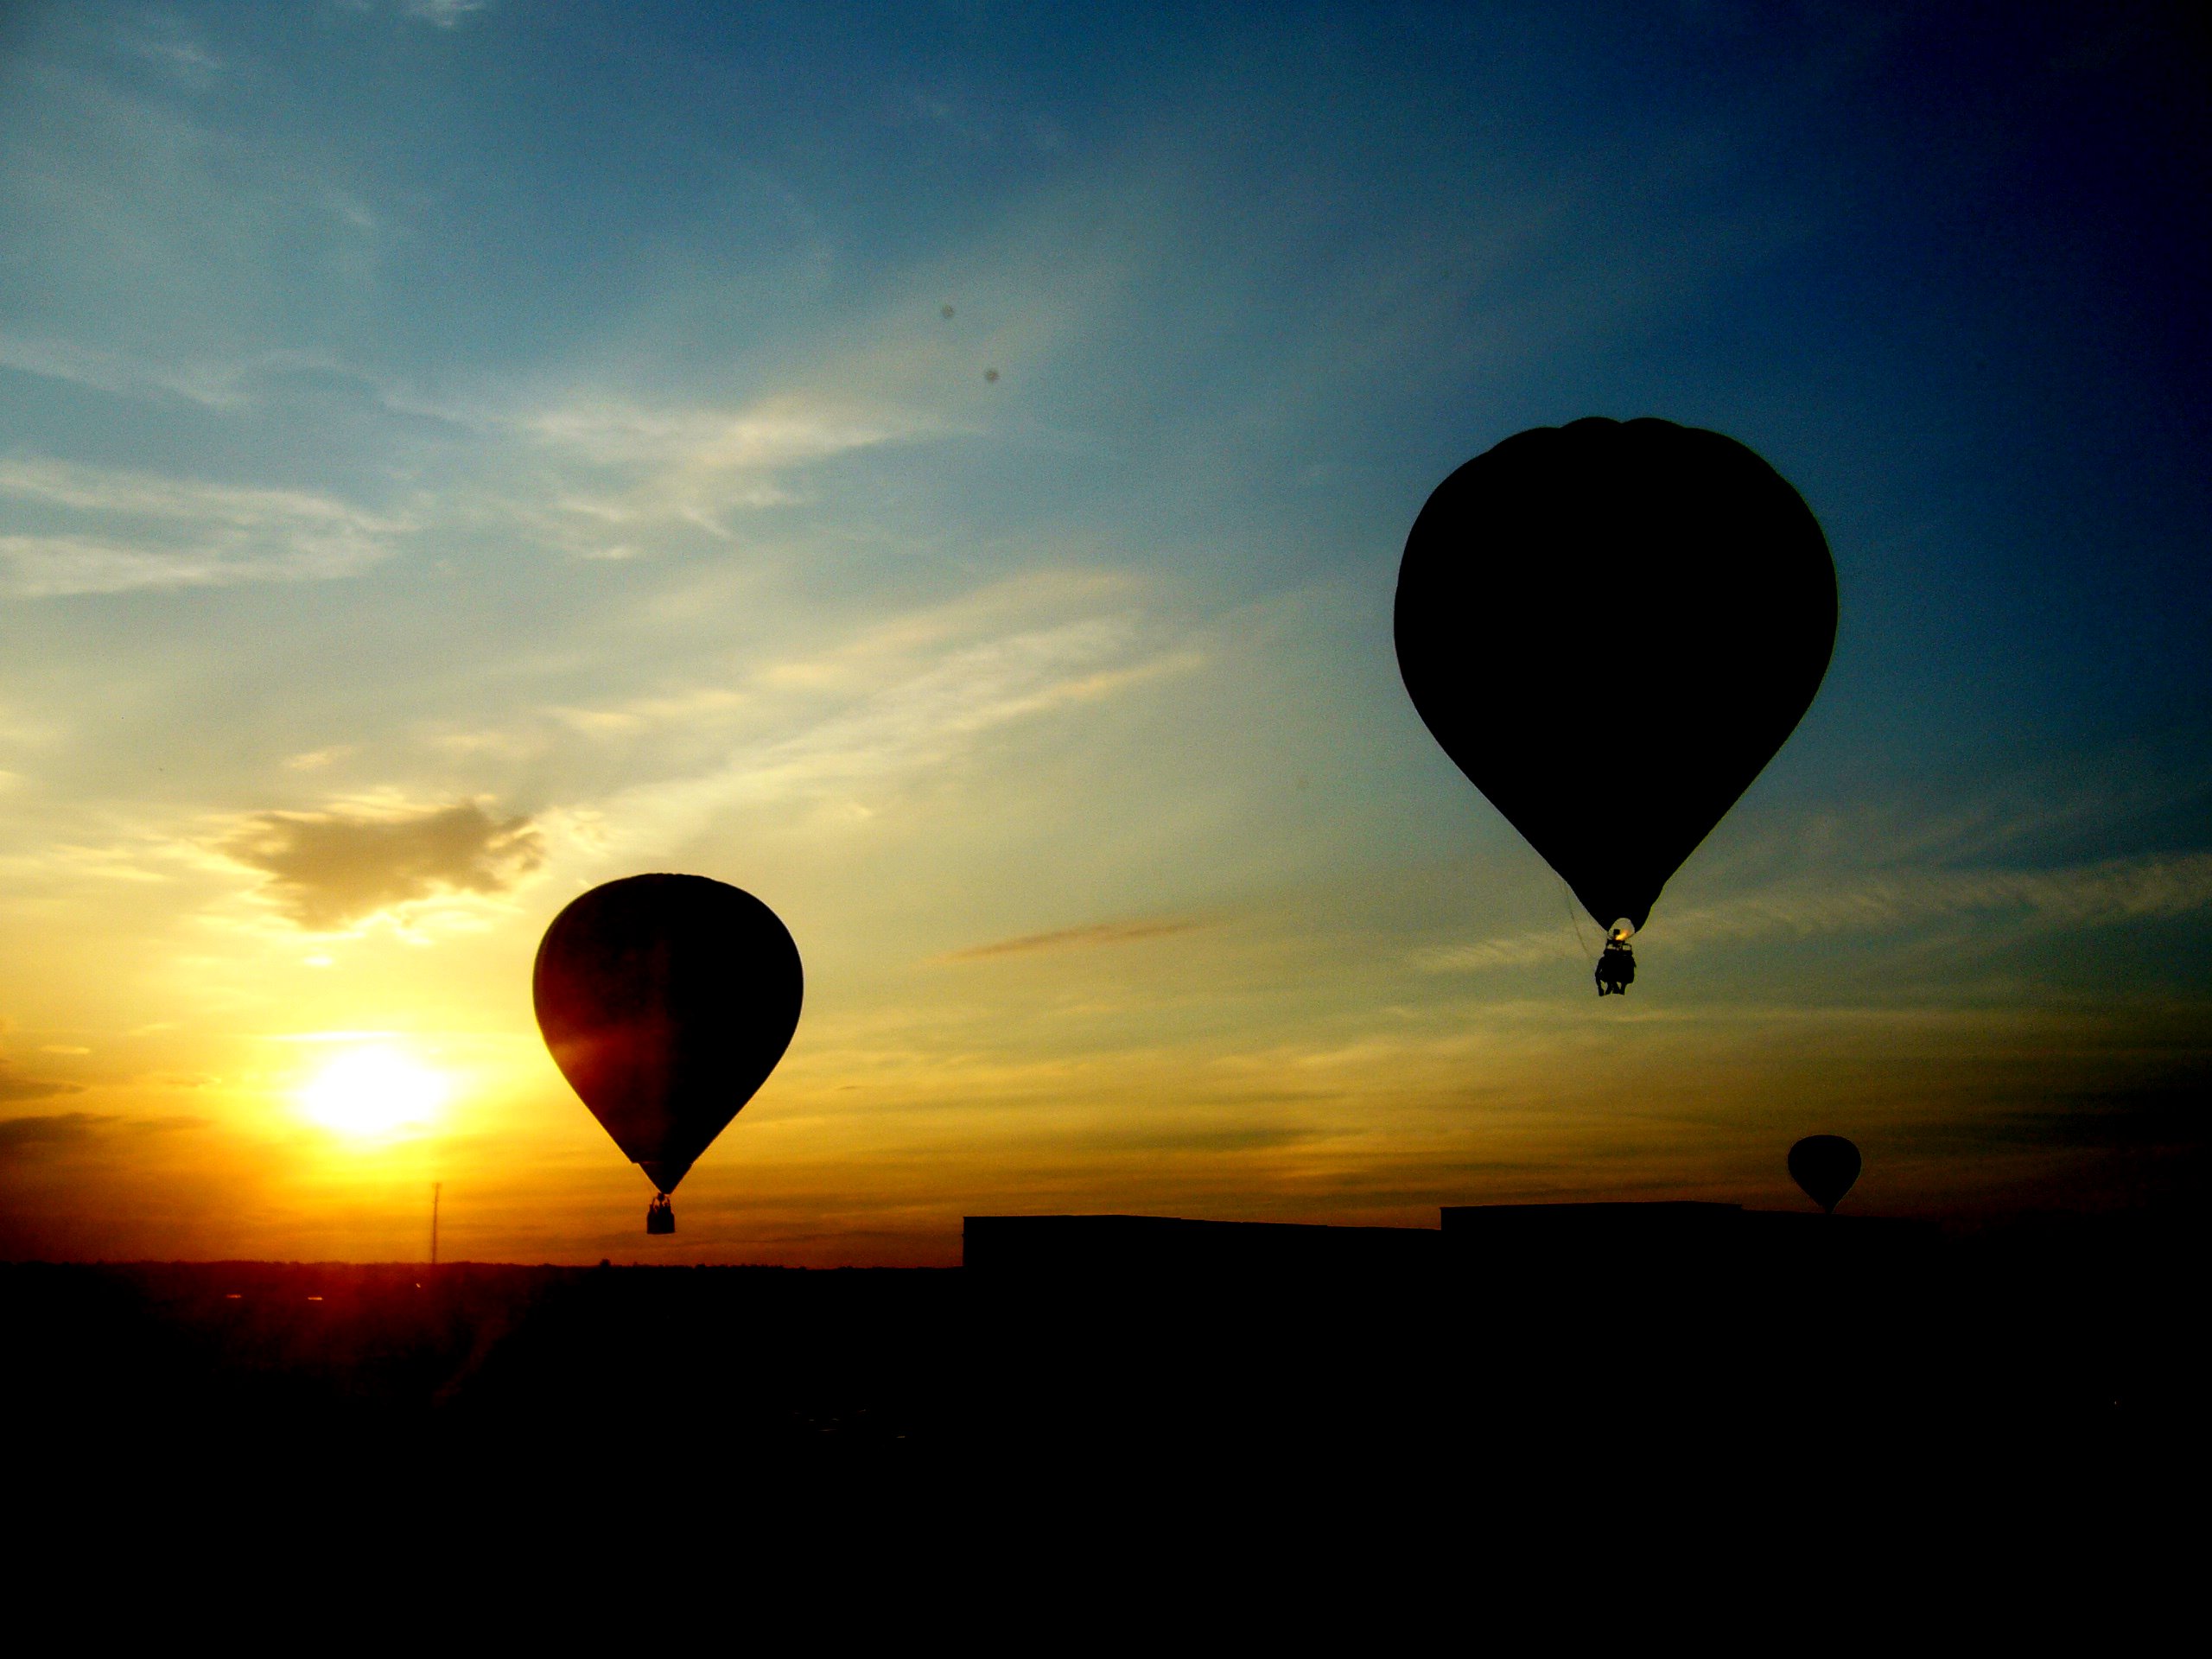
top-left (430, 1181), bottom-right (442, 1268)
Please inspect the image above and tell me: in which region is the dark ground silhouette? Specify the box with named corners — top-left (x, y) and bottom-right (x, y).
top-left (6, 1205), bottom-right (2200, 1570)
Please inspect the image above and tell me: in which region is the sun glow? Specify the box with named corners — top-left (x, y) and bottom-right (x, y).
top-left (299, 1045), bottom-right (448, 1138)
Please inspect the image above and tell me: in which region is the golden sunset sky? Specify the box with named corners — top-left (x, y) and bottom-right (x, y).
top-left (3, 3), bottom-right (2205, 1263)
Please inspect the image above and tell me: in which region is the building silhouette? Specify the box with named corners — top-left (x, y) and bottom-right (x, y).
top-left (963, 1202), bottom-right (1935, 1278)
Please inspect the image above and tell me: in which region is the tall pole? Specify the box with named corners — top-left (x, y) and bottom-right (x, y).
top-left (431, 1181), bottom-right (442, 1268)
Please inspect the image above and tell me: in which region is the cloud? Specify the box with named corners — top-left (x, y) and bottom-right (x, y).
top-left (0, 458), bottom-right (407, 596)
top-left (1970, 1070), bottom-right (2211, 1154)
top-left (551, 574), bottom-right (1205, 857)
top-left (501, 393), bottom-right (941, 548)
top-left (0, 1109), bottom-right (206, 1156)
top-left (729, 620), bottom-right (1198, 810)
top-left (1410, 925), bottom-right (1589, 976)
top-left (0, 534), bottom-right (374, 597)
top-left (943, 916), bottom-right (1212, 962)
top-left (0, 1111), bottom-right (111, 1148)
top-left (131, 1114), bottom-right (213, 1134)
top-left (1666, 851), bottom-right (2212, 947)
top-left (520, 397), bottom-right (915, 473)
top-left (224, 799), bottom-right (543, 930)
top-left (404, 0), bottom-right (492, 27)
top-left (1414, 850), bottom-right (2212, 973)
top-left (741, 615), bottom-right (1152, 792)
top-left (0, 455), bottom-right (390, 534)
top-left (0, 334), bottom-right (207, 403)
top-left (0, 334), bottom-right (379, 411)
top-left (550, 688), bottom-right (747, 737)
top-left (117, 15), bottom-right (222, 85)
top-left (283, 747), bottom-right (355, 772)
top-left (0, 1065), bottom-right (86, 1104)
top-left (0, 1027), bottom-right (86, 1104)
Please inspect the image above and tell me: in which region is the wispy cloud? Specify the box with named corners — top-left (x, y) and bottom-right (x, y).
top-left (519, 397), bottom-right (917, 472)
top-left (1414, 850), bottom-right (2212, 972)
top-left (0, 457), bottom-right (408, 595)
top-left (0, 1033), bottom-right (88, 1104)
top-left (404, 0), bottom-right (493, 29)
top-left (737, 616), bottom-right (1157, 793)
top-left (0, 1109), bottom-right (206, 1154)
top-left (117, 14), bottom-right (223, 86)
top-left (550, 688), bottom-right (748, 736)
top-left (0, 1071), bottom-right (86, 1105)
top-left (0, 334), bottom-right (436, 415)
top-left (513, 571), bottom-right (1204, 860)
top-left (1666, 852), bottom-right (2212, 943)
top-left (0, 1110), bottom-right (111, 1148)
top-left (941, 916), bottom-right (1212, 962)
top-left (0, 334), bottom-right (236, 407)
top-left (223, 798), bottom-right (543, 931)
top-left (0, 457), bottom-right (379, 529)
top-left (500, 392), bottom-right (943, 549)
top-left (283, 747), bottom-right (356, 772)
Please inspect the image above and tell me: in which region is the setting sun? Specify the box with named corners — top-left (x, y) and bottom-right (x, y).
top-left (299, 1046), bottom-right (448, 1139)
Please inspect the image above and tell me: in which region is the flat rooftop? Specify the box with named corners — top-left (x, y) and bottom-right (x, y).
top-left (963, 1204), bottom-right (1934, 1273)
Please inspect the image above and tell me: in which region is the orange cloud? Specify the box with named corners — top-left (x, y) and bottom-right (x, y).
top-left (225, 799), bottom-right (543, 930)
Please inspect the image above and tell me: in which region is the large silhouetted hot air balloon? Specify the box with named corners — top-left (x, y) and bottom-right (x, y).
top-left (1789, 1135), bottom-right (1861, 1214)
top-left (1395, 417), bottom-right (1836, 984)
top-left (533, 874), bottom-right (803, 1234)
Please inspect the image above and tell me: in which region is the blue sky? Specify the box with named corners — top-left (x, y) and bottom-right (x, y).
top-left (1, 2), bottom-right (2204, 1262)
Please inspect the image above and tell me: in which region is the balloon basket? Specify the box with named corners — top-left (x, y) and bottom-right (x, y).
top-left (646, 1195), bottom-right (675, 1235)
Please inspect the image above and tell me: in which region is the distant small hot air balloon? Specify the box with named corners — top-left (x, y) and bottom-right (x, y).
top-left (1395, 417), bottom-right (1837, 991)
top-left (533, 874), bottom-right (803, 1234)
top-left (1788, 1135), bottom-right (1861, 1214)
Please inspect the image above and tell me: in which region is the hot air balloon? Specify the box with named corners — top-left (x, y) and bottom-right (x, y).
top-left (1395, 417), bottom-right (1836, 989)
top-left (533, 874), bottom-right (803, 1234)
top-left (1788, 1135), bottom-right (1861, 1214)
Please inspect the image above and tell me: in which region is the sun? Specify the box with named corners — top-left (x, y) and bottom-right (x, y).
top-left (299, 1045), bottom-right (447, 1138)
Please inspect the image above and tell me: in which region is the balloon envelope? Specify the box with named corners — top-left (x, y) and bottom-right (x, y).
top-left (533, 874), bottom-right (803, 1195)
top-left (1395, 416), bottom-right (1836, 932)
top-left (1789, 1135), bottom-right (1862, 1214)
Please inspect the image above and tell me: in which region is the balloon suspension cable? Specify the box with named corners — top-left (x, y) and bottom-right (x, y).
top-left (1558, 876), bottom-right (1599, 963)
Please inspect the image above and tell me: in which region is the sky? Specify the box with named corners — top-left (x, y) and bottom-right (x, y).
top-left (1, 1), bottom-right (2205, 1265)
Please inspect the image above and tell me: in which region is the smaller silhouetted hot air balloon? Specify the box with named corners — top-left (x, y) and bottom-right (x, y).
top-left (534, 874), bottom-right (803, 1234)
top-left (1789, 1135), bottom-right (1861, 1214)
